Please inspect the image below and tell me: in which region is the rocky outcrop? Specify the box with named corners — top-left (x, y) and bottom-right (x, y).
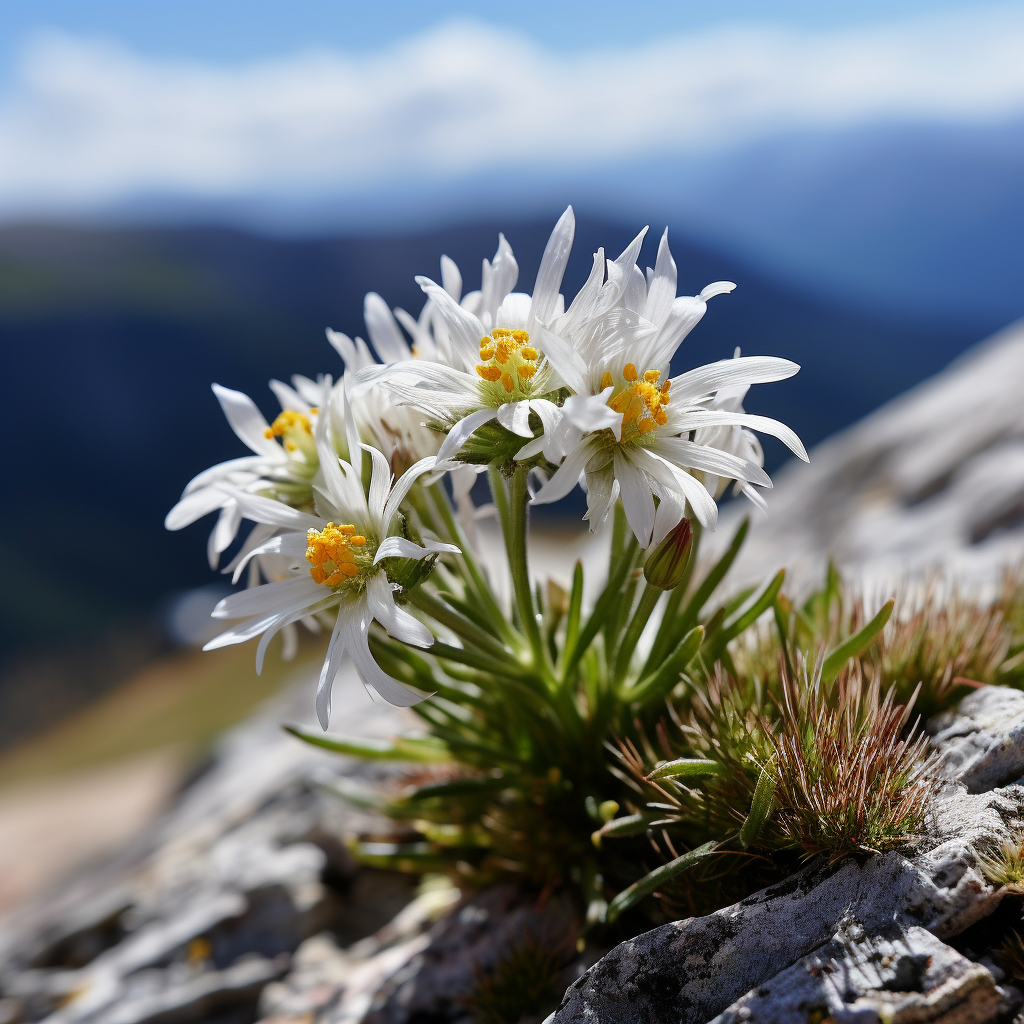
top-left (550, 684), bottom-right (1024, 1024)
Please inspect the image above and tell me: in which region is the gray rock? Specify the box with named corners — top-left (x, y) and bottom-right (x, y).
top-left (715, 318), bottom-right (1024, 592)
top-left (711, 922), bottom-right (1012, 1024)
top-left (0, 669), bottom-right (415, 1024)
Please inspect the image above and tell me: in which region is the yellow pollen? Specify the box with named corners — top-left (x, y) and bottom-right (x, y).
top-left (306, 523), bottom-right (367, 588)
top-left (264, 409), bottom-right (312, 440)
top-left (475, 328), bottom-right (540, 400)
top-left (604, 365), bottom-right (671, 441)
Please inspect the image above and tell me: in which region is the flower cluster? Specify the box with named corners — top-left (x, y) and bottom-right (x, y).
top-left (167, 207), bottom-right (806, 727)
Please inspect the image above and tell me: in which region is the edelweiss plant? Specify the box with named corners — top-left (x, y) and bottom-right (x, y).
top-left (173, 207), bottom-right (951, 935)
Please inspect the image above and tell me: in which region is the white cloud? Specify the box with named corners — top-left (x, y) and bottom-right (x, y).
top-left (1, 5), bottom-right (1023, 214)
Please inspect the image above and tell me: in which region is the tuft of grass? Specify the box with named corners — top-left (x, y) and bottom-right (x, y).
top-left (606, 658), bottom-right (939, 917)
top-left (766, 666), bottom-right (935, 859)
top-left (997, 930), bottom-right (1024, 982)
top-left (977, 837), bottom-right (1024, 892)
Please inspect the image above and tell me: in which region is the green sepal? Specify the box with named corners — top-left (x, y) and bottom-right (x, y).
top-left (821, 598), bottom-right (895, 685)
top-left (605, 841), bottom-right (719, 922)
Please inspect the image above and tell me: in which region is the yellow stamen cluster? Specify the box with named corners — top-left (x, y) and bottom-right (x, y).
top-left (603, 363), bottom-right (671, 439)
top-left (306, 522), bottom-right (367, 587)
top-left (264, 410), bottom-right (314, 452)
top-left (475, 328), bottom-right (539, 395)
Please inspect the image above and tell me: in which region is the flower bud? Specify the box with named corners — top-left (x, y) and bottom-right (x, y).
top-left (643, 517), bottom-right (693, 590)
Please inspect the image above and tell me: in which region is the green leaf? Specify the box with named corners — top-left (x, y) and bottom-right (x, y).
top-left (821, 598), bottom-right (895, 685)
top-left (624, 626), bottom-right (703, 707)
top-left (704, 570), bottom-right (786, 665)
top-left (605, 841), bottom-right (718, 922)
top-left (284, 726), bottom-right (450, 762)
top-left (738, 762), bottom-right (777, 849)
top-left (350, 840), bottom-right (453, 873)
top-left (404, 775), bottom-right (511, 801)
top-left (647, 758), bottom-right (721, 782)
top-left (592, 812), bottom-right (660, 842)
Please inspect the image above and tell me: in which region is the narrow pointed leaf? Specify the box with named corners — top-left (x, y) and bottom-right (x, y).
top-left (605, 841), bottom-right (718, 922)
top-left (676, 517), bottom-right (749, 630)
top-left (738, 763), bottom-right (777, 849)
top-left (624, 626), bottom-right (703, 707)
top-left (821, 599), bottom-right (895, 685)
top-left (647, 758), bottom-right (721, 782)
top-left (284, 725), bottom-right (450, 762)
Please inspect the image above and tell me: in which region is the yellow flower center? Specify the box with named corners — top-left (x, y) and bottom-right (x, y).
top-left (475, 328), bottom-right (539, 402)
top-left (603, 363), bottom-right (670, 444)
top-left (264, 409), bottom-right (317, 453)
top-left (306, 522), bottom-right (368, 588)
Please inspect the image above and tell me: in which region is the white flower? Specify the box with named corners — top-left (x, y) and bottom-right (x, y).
top-left (327, 291), bottom-right (442, 473)
top-left (165, 376), bottom-right (330, 567)
top-left (529, 228), bottom-right (808, 547)
top-left (364, 208), bottom-right (586, 464)
top-left (204, 404), bottom-right (458, 728)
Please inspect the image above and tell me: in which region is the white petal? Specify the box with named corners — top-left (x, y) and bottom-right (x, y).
top-left (653, 437), bottom-right (772, 487)
top-left (364, 292), bottom-right (412, 363)
top-left (364, 443), bottom-right (393, 529)
top-left (613, 450), bottom-right (656, 548)
top-left (436, 408), bottom-right (498, 463)
top-left (212, 384), bottom-right (280, 458)
top-left (316, 609), bottom-right (349, 729)
top-left (563, 388), bottom-right (622, 438)
top-left (632, 448), bottom-right (719, 531)
top-left (345, 612), bottom-right (429, 707)
top-left (381, 456), bottom-right (440, 532)
top-left (213, 574), bottom-right (325, 620)
top-left (531, 438), bottom-right (599, 505)
top-left (583, 467), bottom-right (619, 529)
top-left (374, 536), bottom-right (460, 563)
top-left (230, 531), bottom-right (308, 584)
top-left (216, 487), bottom-right (324, 532)
top-left (209, 501), bottom-right (242, 567)
top-left (269, 379), bottom-right (309, 415)
top-left (643, 229), bottom-right (678, 329)
top-left (165, 486), bottom-right (228, 530)
top-left (416, 276), bottom-right (485, 369)
top-left (700, 281), bottom-right (736, 301)
top-left (440, 255), bottom-right (463, 301)
top-left (529, 206), bottom-right (574, 327)
top-left (365, 572), bottom-right (434, 648)
top-left (674, 410), bottom-right (808, 462)
top-left (670, 357), bottom-right (800, 404)
top-left (531, 323), bottom-right (588, 395)
top-left (496, 400), bottom-right (533, 438)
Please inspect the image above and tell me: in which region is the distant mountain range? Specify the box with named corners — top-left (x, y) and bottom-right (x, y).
top-left (0, 217), bottom-right (1015, 742)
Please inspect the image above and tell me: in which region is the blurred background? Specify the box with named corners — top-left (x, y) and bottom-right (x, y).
top-left (0, 0), bottom-right (1022, 906)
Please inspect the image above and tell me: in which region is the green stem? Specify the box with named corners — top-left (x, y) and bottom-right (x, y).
top-left (428, 483), bottom-right (515, 647)
top-left (506, 465), bottom-right (550, 677)
top-left (561, 536), bottom-right (639, 686)
top-left (613, 584), bottom-right (662, 683)
top-left (407, 588), bottom-right (515, 664)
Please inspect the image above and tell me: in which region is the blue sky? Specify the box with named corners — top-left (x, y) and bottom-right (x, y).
top-left (0, 0), bottom-right (995, 74)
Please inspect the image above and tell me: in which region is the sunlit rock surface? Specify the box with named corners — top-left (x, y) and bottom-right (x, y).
top-left (721, 318), bottom-right (1024, 592)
